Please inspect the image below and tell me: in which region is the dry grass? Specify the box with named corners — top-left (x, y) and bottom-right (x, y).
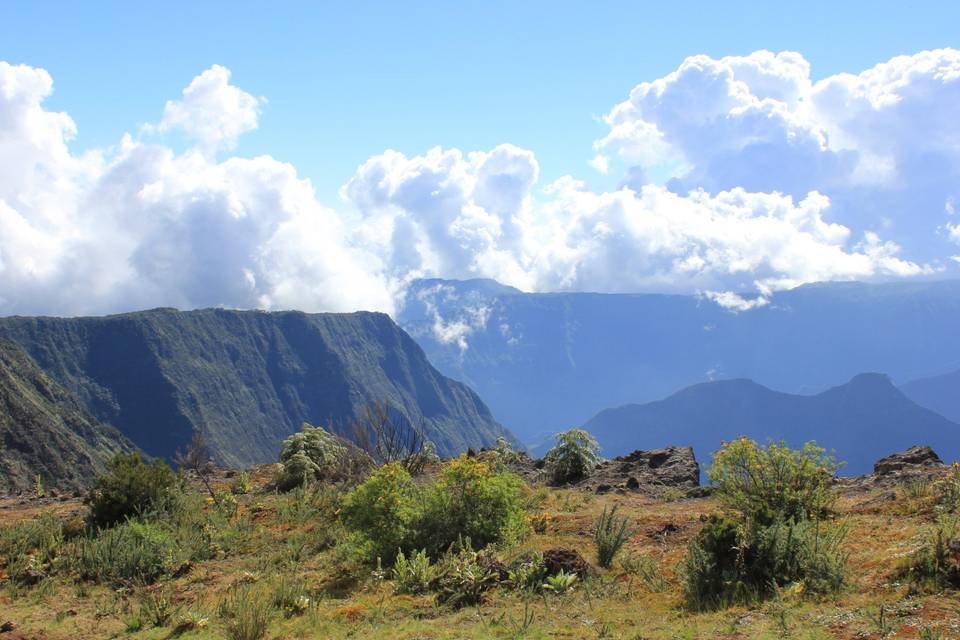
top-left (1, 466), bottom-right (958, 639)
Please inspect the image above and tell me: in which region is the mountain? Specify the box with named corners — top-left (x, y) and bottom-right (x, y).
top-left (0, 309), bottom-right (513, 467)
top-left (0, 339), bottom-right (134, 491)
top-left (901, 369), bottom-right (960, 424)
top-left (580, 374), bottom-right (960, 476)
top-left (398, 278), bottom-right (960, 440)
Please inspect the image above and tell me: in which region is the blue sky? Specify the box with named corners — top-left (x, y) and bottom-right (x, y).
top-left (3, 1), bottom-right (958, 201)
top-left (2, 1), bottom-right (960, 318)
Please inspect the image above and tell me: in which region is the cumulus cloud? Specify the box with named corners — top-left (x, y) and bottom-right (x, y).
top-left (344, 146), bottom-right (929, 305)
top-left (593, 49), bottom-right (960, 265)
top-left (0, 63), bottom-right (393, 316)
top-left (0, 52), bottom-right (956, 319)
top-left (153, 64), bottom-right (262, 155)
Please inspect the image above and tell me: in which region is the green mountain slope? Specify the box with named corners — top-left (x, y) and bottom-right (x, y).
top-left (0, 309), bottom-right (512, 466)
top-left (0, 339), bottom-right (133, 491)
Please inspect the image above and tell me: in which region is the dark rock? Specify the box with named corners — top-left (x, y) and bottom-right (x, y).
top-left (625, 477), bottom-right (640, 490)
top-left (542, 548), bottom-right (594, 579)
top-left (595, 484), bottom-right (612, 494)
top-left (0, 621), bottom-right (17, 633)
top-left (874, 446), bottom-right (944, 476)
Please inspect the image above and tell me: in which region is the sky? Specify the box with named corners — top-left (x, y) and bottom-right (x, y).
top-left (2, 1), bottom-right (960, 318)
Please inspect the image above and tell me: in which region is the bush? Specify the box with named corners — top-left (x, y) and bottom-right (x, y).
top-left (340, 462), bottom-right (417, 562)
top-left (683, 514), bottom-right (847, 609)
top-left (682, 439), bottom-right (847, 610)
top-left (0, 512), bottom-right (65, 584)
top-left (414, 456), bottom-right (529, 556)
top-left (707, 438), bottom-right (840, 526)
top-left (392, 549), bottom-right (433, 595)
top-left (85, 453), bottom-right (179, 529)
top-left (543, 429), bottom-right (602, 484)
top-left (898, 515), bottom-right (960, 592)
top-left (276, 423), bottom-right (351, 491)
top-left (433, 546), bottom-right (499, 608)
top-left (70, 520), bottom-right (174, 584)
top-left (594, 504), bottom-right (633, 568)
top-left (341, 456), bottom-right (529, 563)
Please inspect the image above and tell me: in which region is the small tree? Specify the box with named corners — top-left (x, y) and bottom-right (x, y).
top-left (544, 428), bottom-right (602, 484)
top-left (85, 453), bottom-right (179, 529)
top-left (351, 401), bottom-right (438, 475)
top-left (175, 431), bottom-right (219, 505)
top-left (277, 423), bottom-right (350, 491)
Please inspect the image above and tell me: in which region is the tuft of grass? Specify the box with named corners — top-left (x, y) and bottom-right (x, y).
top-left (219, 585), bottom-right (272, 640)
top-left (594, 504), bottom-right (633, 569)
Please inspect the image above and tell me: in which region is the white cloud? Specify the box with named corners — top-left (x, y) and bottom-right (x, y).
top-left (154, 65), bottom-right (262, 155)
top-left (594, 49), bottom-right (960, 263)
top-left (0, 53), bottom-right (954, 320)
top-left (0, 63), bottom-right (394, 317)
top-left (702, 290), bottom-right (770, 312)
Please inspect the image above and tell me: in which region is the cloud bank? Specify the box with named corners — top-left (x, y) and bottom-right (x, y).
top-left (1, 50), bottom-right (957, 320)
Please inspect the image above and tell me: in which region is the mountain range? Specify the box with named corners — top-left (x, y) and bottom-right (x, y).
top-left (0, 309), bottom-right (512, 469)
top-left (398, 278), bottom-right (960, 441)
top-left (0, 339), bottom-right (134, 491)
top-left (578, 373), bottom-right (960, 476)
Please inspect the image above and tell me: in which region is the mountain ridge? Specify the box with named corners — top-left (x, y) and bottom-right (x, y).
top-left (0, 308), bottom-right (513, 467)
top-left (580, 373), bottom-right (960, 476)
top-left (398, 277), bottom-right (960, 440)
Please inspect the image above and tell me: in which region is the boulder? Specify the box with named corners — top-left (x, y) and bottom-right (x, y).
top-left (873, 445), bottom-right (944, 476)
top-left (541, 548), bottom-right (594, 579)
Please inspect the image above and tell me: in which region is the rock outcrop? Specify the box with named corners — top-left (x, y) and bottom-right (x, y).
top-left (873, 445), bottom-right (944, 476)
top-left (579, 446), bottom-right (700, 494)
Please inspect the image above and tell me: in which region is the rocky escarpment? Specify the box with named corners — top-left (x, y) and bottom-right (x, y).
top-left (0, 309), bottom-right (515, 467)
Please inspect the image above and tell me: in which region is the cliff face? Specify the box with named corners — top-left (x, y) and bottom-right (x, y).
top-left (0, 309), bottom-right (513, 466)
top-left (0, 339), bottom-right (133, 491)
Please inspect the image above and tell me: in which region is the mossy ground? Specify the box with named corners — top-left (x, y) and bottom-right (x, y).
top-left (1, 467), bottom-right (957, 639)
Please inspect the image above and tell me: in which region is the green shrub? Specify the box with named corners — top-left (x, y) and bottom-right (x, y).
top-left (70, 520), bottom-right (174, 584)
top-left (414, 456), bottom-right (529, 556)
top-left (341, 462), bottom-right (417, 562)
top-left (594, 504), bottom-right (633, 569)
top-left (506, 552), bottom-right (548, 592)
top-left (0, 512), bottom-right (65, 584)
top-left (543, 428), bottom-right (602, 484)
top-left (433, 546), bottom-right (499, 608)
top-left (231, 471), bottom-right (253, 495)
top-left (682, 510), bottom-right (847, 610)
top-left (85, 453), bottom-right (179, 529)
top-left (342, 456), bottom-right (529, 563)
top-left (392, 548), bottom-right (433, 595)
top-left (707, 438), bottom-right (840, 526)
top-left (682, 439), bottom-right (847, 610)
